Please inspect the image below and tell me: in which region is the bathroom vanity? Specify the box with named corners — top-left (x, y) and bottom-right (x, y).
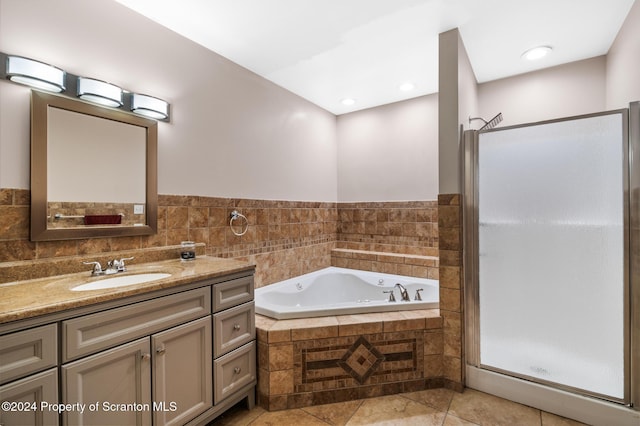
top-left (0, 256), bottom-right (256, 426)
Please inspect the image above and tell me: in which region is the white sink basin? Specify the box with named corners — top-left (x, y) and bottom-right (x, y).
top-left (71, 273), bottom-right (172, 291)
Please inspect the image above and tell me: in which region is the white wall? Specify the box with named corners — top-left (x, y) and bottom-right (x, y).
top-left (478, 56), bottom-right (607, 127)
top-left (0, 0), bottom-right (337, 202)
top-left (606, 0), bottom-right (640, 109)
top-left (336, 94), bottom-right (438, 202)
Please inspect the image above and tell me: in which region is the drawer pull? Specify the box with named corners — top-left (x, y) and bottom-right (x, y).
top-left (156, 347), bottom-right (166, 355)
top-left (233, 323), bottom-right (241, 331)
top-left (141, 353), bottom-right (151, 360)
top-left (233, 367), bottom-right (241, 374)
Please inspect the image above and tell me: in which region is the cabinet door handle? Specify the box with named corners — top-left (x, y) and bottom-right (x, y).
top-left (233, 367), bottom-right (241, 374)
top-left (233, 323), bottom-right (241, 331)
top-left (141, 353), bottom-right (151, 360)
top-left (156, 347), bottom-right (166, 355)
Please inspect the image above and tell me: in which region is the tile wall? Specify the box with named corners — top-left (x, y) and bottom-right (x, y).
top-left (437, 194), bottom-right (464, 392)
top-left (255, 310), bottom-right (444, 410)
top-left (0, 187), bottom-right (464, 398)
top-left (0, 190), bottom-right (439, 288)
top-left (337, 201), bottom-right (438, 256)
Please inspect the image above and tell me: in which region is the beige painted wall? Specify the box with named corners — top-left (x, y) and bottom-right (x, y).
top-left (1, 0), bottom-right (636, 206)
top-left (336, 94), bottom-right (439, 202)
top-left (458, 35), bottom-right (479, 133)
top-left (438, 29), bottom-right (461, 195)
top-left (438, 29), bottom-right (479, 195)
top-left (606, 0), bottom-right (640, 109)
top-left (0, 0), bottom-right (338, 201)
top-left (478, 57), bottom-right (607, 127)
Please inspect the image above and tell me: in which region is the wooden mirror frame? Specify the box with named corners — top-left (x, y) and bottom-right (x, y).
top-left (30, 90), bottom-right (158, 241)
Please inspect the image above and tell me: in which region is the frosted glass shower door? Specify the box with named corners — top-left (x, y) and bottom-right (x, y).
top-left (477, 112), bottom-right (626, 400)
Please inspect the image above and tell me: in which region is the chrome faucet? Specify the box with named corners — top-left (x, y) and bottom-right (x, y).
top-left (83, 257), bottom-right (134, 276)
top-left (83, 261), bottom-right (104, 276)
top-left (395, 283), bottom-right (410, 301)
top-left (112, 257), bottom-right (134, 272)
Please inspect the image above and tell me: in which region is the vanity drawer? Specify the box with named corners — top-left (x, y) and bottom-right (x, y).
top-left (213, 302), bottom-right (255, 357)
top-left (213, 342), bottom-right (256, 404)
top-left (62, 287), bottom-right (211, 361)
top-left (0, 324), bottom-right (57, 385)
top-left (213, 275), bottom-right (254, 312)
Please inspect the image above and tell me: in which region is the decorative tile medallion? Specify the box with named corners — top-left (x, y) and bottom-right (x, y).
top-left (338, 336), bottom-right (385, 384)
top-left (295, 332), bottom-right (424, 393)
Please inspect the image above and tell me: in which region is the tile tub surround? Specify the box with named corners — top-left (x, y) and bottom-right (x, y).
top-left (331, 248), bottom-right (439, 279)
top-left (337, 201), bottom-right (438, 257)
top-left (255, 310), bottom-right (445, 411)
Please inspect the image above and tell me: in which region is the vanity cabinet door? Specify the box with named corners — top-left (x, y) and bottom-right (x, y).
top-left (0, 368), bottom-right (58, 426)
top-left (62, 338), bottom-right (151, 426)
top-left (0, 324), bottom-right (57, 385)
top-left (151, 317), bottom-right (212, 426)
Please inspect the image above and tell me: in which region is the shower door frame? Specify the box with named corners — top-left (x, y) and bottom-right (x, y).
top-left (462, 109), bottom-right (637, 414)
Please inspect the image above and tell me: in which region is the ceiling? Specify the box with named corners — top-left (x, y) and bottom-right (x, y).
top-left (115, 0), bottom-right (636, 115)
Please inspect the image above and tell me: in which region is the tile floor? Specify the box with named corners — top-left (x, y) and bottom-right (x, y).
top-left (211, 387), bottom-right (589, 426)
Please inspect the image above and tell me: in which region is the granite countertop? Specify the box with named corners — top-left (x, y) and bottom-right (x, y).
top-left (0, 256), bottom-right (254, 325)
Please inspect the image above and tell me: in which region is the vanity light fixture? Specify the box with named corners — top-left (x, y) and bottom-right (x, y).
top-left (2, 51), bottom-right (170, 122)
top-left (130, 93), bottom-right (169, 120)
top-left (77, 77), bottom-right (123, 107)
top-left (341, 98), bottom-right (356, 106)
top-left (5, 55), bottom-right (66, 92)
top-left (521, 45), bottom-right (552, 61)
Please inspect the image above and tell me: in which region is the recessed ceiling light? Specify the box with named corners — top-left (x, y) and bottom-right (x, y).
top-left (341, 98), bottom-right (356, 106)
top-left (521, 46), bottom-right (552, 61)
top-left (399, 82), bottom-right (415, 92)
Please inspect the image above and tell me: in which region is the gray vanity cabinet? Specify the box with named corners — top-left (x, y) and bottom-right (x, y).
top-left (0, 324), bottom-right (59, 426)
top-left (62, 317), bottom-right (212, 426)
top-left (61, 288), bottom-right (212, 426)
top-left (0, 369), bottom-right (59, 426)
top-left (1, 269), bottom-right (256, 426)
top-left (62, 338), bottom-right (152, 426)
top-left (151, 317), bottom-right (212, 426)
top-left (211, 276), bottom-right (256, 405)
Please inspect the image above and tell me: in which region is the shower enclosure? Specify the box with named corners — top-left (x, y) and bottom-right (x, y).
top-left (463, 107), bottom-right (639, 425)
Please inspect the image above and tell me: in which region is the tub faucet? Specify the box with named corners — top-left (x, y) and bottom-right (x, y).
top-left (383, 290), bottom-right (396, 302)
top-left (395, 283), bottom-right (410, 301)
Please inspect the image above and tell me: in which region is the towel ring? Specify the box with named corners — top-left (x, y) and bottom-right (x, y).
top-left (229, 210), bottom-right (249, 236)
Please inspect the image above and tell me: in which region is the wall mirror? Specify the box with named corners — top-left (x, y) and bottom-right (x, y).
top-left (30, 90), bottom-right (158, 241)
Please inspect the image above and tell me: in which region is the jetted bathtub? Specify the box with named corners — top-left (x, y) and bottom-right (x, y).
top-left (255, 266), bottom-right (439, 320)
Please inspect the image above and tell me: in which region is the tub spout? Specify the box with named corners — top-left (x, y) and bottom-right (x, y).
top-left (395, 283), bottom-right (410, 301)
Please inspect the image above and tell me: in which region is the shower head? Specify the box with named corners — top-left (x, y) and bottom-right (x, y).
top-left (479, 113), bottom-right (503, 131)
top-left (468, 112), bottom-right (503, 131)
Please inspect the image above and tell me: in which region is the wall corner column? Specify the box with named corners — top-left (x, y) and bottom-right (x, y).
top-left (438, 27), bottom-right (477, 392)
